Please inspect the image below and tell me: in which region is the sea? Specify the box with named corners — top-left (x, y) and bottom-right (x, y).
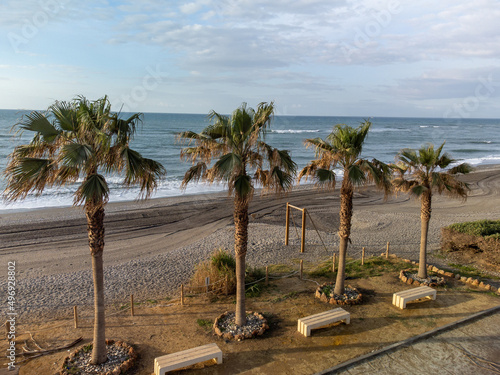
top-left (0, 109), bottom-right (499, 212)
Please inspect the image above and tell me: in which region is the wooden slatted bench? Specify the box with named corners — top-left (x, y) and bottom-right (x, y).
top-left (298, 307), bottom-right (350, 337)
top-left (393, 286), bottom-right (436, 309)
top-left (154, 343), bottom-right (222, 375)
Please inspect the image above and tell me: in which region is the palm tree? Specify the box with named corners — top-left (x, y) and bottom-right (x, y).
top-left (178, 102), bottom-right (296, 326)
top-left (299, 120), bottom-right (391, 295)
top-left (3, 96), bottom-right (165, 364)
top-left (392, 142), bottom-right (471, 279)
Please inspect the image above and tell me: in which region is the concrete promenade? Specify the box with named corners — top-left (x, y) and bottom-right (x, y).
top-left (318, 306), bottom-right (500, 375)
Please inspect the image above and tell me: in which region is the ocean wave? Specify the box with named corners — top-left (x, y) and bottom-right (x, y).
top-left (370, 128), bottom-right (411, 132)
top-left (471, 140), bottom-right (493, 144)
top-left (270, 129), bottom-right (320, 134)
top-left (461, 154), bottom-right (500, 166)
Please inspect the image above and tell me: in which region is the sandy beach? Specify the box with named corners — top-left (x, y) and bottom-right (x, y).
top-left (1, 165), bottom-right (500, 320)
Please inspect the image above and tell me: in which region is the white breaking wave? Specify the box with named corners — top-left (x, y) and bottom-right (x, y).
top-left (271, 129), bottom-right (320, 134)
top-left (462, 154), bottom-right (500, 166)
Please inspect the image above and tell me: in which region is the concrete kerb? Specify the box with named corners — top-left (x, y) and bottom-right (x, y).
top-left (315, 304), bottom-right (500, 375)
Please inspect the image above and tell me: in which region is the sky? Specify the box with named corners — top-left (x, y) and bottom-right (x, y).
top-left (0, 0), bottom-right (499, 118)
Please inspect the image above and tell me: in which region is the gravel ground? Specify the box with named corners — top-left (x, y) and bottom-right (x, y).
top-left (5, 216), bottom-right (434, 323)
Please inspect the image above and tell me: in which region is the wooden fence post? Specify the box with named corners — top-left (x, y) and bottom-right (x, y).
top-left (180, 284), bottom-right (184, 306)
top-left (130, 295), bottom-right (135, 317)
top-left (73, 306), bottom-right (78, 329)
top-left (285, 203), bottom-right (290, 246)
top-left (205, 277), bottom-right (210, 293)
top-left (332, 253), bottom-right (336, 273)
top-left (301, 209), bottom-right (306, 253)
top-left (265, 266), bottom-right (269, 286)
top-left (300, 260), bottom-right (303, 280)
top-left (386, 242), bottom-right (390, 259)
top-left (362, 247), bottom-right (365, 265)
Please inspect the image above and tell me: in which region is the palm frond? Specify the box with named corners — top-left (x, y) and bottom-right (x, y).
top-left (347, 164), bottom-right (366, 185)
top-left (411, 184), bottom-right (426, 197)
top-left (17, 111), bottom-right (60, 142)
top-left (3, 158), bottom-right (55, 200)
top-left (74, 173), bottom-right (109, 206)
top-left (133, 157), bottom-right (166, 199)
top-left (315, 168), bottom-right (336, 189)
top-left (60, 143), bottom-right (93, 168)
top-left (50, 101), bottom-right (77, 132)
top-left (213, 153), bottom-right (242, 180)
top-left (269, 166), bottom-right (294, 192)
top-left (231, 174), bottom-right (253, 200)
top-left (449, 163), bottom-right (473, 175)
top-left (121, 146), bottom-right (166, 190)
top-left (181, 162), bottom-right (207, 188)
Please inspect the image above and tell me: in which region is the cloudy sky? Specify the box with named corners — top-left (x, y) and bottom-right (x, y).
top-left (1, 0), bottom-right (499, 118)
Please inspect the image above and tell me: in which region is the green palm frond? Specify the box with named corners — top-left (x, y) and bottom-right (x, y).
top-left (410, 184), bottom-right (426, 197)
top-left (50, 101), bottom-right (77, 132)
top-left (75, 173), bottom-right (109, 206)
top-left (180, 102), bottom-right (294, 200)
top-left (397, 148), bottom-right (419, 167)
top-left (213, 153), bottom-right (242, 180)
top-left (231, 174), bottom-right (252, 199)
top-left (304, 137), bottom-right (335, 156)
top-left (60, 143), bottom-right (93, 168)
top-left (18, 111), bottom-right (60, 142)
top-left (269, 166), bottom-right (294, 192)
top-left (3, 96), bottom-right (165, 206)
top-left (394, 142), bottom-right (471, 201)
top-left (449, 162), bottom-right (473, 175)
top-left (315, 168), bottom-right (336, 188)
top-left (347, 164), bottom-right (366, 185)
top-left (111, 113), bottom-right (143, 143)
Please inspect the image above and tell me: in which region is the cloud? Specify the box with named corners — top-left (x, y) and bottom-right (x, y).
top-left (383, 66), bottom-right (500, 100)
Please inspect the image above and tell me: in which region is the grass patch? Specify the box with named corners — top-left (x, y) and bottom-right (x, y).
top-left (196, 319), bottom-right (213, 331)
top-left (267, 264), bottom-right (294, 274)
top-left (464, 288), bottom-right (500, 297)
top-left (190, 249), bottom-right (236, 295)
top-left (270, 291), bottom-right (300, 303)
top-left (445, 263), bottom-right (499, 280)
top-left (309, 257), bottom-right (409, 279)
top-left (447, 219), bottom-right (500, 239)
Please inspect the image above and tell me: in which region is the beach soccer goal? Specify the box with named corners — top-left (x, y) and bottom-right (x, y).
top-left (285, 202), bottom-right (329, 254)
top-left (285, 202), bottom-right (307, 253)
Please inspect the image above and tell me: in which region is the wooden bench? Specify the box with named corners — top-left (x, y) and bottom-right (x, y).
top-left (393, 286), bottom-right (436, 309)
top-left (154, 343), bottom-right (222, 375)
top-left (298, 307), bottom-right (350, 337)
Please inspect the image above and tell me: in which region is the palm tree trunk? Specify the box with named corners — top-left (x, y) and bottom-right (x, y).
top-left (86, 205), bottom-right (107, 365)
top-left (334, 177), bottom-right (353, 296)
top-left (418, 192), bottom-right (432, 279)
top-left (234, 196), bottom-right (249, 327)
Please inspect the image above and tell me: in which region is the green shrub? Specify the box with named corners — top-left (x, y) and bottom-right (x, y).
top-left (447, 220), bottom-right (500, 238)
top-left (211, 248), bottom-right (236, 272)
top-left (190, 249), bottom-right (236, 295)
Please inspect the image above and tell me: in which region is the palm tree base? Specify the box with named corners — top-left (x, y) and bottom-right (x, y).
top-left (399, 269), bottom-right (446, 287)
top-left (315, 283), bottom-right (363, 305)
top-left (213, 311), bottom-right (269, 340)
top-left (61, 339), bottom-right (137, 375)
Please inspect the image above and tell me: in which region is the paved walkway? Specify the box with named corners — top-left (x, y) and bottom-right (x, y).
top-left (318, 306), bottom-right (500, 375)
